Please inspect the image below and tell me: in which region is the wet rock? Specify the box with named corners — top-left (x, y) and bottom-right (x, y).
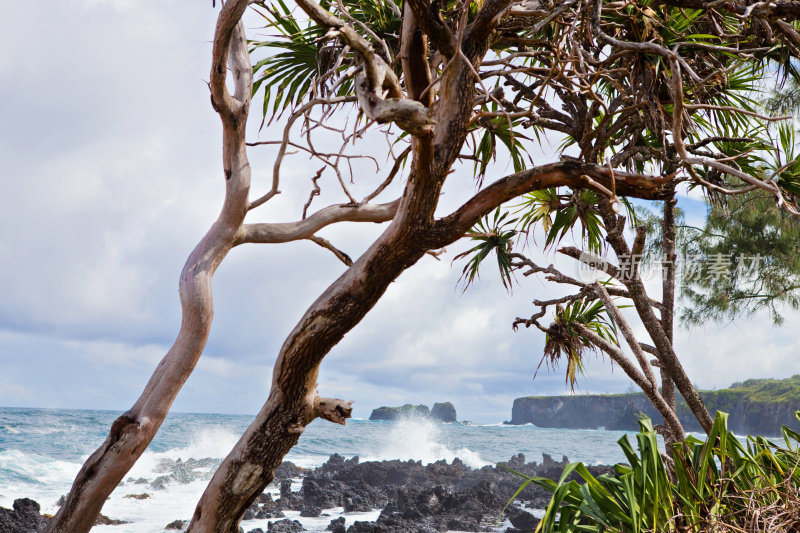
top-left (505, 506), bottom-right (539, 531)
top-left (247, 529), bottom-right (265, 533)
top-left (301, 477), bottom-right (343, 508)
top-left (165, 519), bottom-right (186, 530)
top-left (0, 498), bottom-right (49, 533)
top-left (94, 513), bottom-right (129, 525)
top-left (274, 461), bottom-right (308, 481)
top-left (345, 522), bottom-right (382, 533)
top-left (279, 479), bottom-right (303, 510)
top-left (326, 517), bottom-right (346, 533)
top-left (123, 493), bottom-right (150, 499)
top-left (299, 506), bottom-right (321, 517)
top-left (243, 502), bottom-right (259, 520)
top-left (267, 518), bottom-right (305, 532)
top-left (150, 476), bottom-right (170, 490)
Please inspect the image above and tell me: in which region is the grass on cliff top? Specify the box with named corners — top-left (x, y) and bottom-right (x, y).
top-left (725, 374), bottom-right (800, 403)
top-left (524, 375), bottom-right (800, 403)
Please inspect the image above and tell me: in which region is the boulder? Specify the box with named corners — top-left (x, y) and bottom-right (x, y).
top-left (0, 498), bottom-right (49, 533)
top-left (326, 517), bottom-right (346, 533)
top-left (267, 518), bottom-right (305, 532)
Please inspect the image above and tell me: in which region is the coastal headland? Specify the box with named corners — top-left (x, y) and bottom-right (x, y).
top-left (508, 376), bottom-right (800, 435)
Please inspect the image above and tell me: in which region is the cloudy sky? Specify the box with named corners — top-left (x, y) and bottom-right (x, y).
top-left (1, 1), bottom-right (798, 424)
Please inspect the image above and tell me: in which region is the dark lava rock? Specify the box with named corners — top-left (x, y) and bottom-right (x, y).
top-left (165, 519), bottom-right (186, 530)
top-left (326, 517), bottom-right (346, 533)
top-left (243, 502), bottom-right (259, 520)
top-left (301, 477), bottom-right (343, 508)
top-left (505, 506), bottom-right (539, 531)
top-left (431, 402), bottom-right (457, 423)
top-left (279, 479), bottom-right (303, 510)
top-left (0, 498), bottom-right (49, 533)
top-left (299, 506), bottom-right (321, 517)
top-left (345, 522), bottom-right (382, 533)
top-left (267, 518), bottom-right (305, 532)
top-left (274, 461), bottom-right (309, 481)
top-left (94, 513), bottom-right (129, 525)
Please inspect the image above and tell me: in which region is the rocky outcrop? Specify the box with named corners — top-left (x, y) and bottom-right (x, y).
top-left (509, 392), bottom-right (800, 436)
top-left (369, 404), bottom-right (430, 420)
top-left (260, 452), bottom-right (611, 533)
top-left (431, 402), bottom-right (457, 423)
top-left (369, 402), bottom-right (458, 422)
top-left (0, 498), bottom-right (49, 533)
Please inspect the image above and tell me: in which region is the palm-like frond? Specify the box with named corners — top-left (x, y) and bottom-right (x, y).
top-left (515, 188), bottom-right (606, 254)
top-left (250, 0), bottom-right (329, 122)
top-left (454, 208), bottom-right (518, 291)
top-left (539, 298), bottom-right (618, 391)
top-left (250, 0), bottom-right (402, 124)
top-left (473, 115), bottom-right (534, 183)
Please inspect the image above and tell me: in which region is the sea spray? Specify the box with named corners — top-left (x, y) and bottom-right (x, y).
top-left (366, 417), bottom-right (490, 468)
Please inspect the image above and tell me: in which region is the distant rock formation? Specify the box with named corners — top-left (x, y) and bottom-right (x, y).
top-left (369, 403), bottom-right (457, 422)
top-left (430, 402), bottom-right (457, 423)
top-left (369, 404), bottom-right (430, 420)
top-left (508, 391), bottom-right (800, 436)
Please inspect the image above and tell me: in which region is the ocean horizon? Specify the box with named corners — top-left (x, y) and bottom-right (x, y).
top-left (1, 406), bottom-right (637, 532)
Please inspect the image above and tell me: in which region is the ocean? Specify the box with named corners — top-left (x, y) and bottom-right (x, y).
top-left (0, 407), bottom-right (636, 532)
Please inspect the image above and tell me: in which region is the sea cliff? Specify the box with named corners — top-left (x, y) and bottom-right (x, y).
top-left (509, 377), bottom-right (800, 436)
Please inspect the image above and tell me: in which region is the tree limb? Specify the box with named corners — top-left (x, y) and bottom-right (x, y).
top-left (237, 200), bottom-right (399, 245)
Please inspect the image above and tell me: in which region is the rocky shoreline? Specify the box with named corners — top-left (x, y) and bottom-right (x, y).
top-left (1, 453), bottom-right (613, 533)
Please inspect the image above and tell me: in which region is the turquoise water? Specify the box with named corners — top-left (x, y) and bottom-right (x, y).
top-left (0, 407), bottom-right (637, 532)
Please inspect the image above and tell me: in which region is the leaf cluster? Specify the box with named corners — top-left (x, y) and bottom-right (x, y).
top-left (507, 412), bottom-right (800, 532)
top-left (539, 298), bottom-right (619, 391)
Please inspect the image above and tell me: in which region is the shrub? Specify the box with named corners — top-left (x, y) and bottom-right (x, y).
top-left (504, 412), bottom-right (800, 532)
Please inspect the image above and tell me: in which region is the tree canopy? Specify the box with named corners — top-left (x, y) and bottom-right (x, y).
top-left (48, 0), bottom-right (800, 531)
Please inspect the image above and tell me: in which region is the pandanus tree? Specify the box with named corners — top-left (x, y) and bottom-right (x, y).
top-left (48, 0), bottom-right (800, 531)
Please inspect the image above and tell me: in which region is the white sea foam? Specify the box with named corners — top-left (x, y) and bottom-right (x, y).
top-left (0, 449), bottom-right (81, 512)
top-left (126, 426), bottom-right (241, 481)
top-left (365, 417), bottom-right (491, 468)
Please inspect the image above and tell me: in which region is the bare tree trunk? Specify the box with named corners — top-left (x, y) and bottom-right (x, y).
top-left (660, 191), bottom-right (678, 433)
top-left (45, 4), bottom-right (253, 531)
top-left (598, 197), bottom-right (713, 433)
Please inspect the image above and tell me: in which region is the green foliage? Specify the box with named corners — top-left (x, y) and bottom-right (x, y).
top-left (679, 193), bottom-right (800, 325)
top-left (472, 112), bottom-right (534, 183)
top-left (508, 412), bottom-right (800, 532)
top-left (250, 0), bottom-right (328, 121)
top-left (250, 0), bottom-right (402, 121)
top-left (721, 375), bottom-right (800, 404)
top-left (515, 189), bottom-right (605, 255)
top-left (454, 208), bottom-right (518, 291)
top-left (539, 298), bottom-right (619, 391)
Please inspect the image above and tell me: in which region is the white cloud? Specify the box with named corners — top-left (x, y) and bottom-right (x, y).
top-left (1, 2), bottom-right (798, 426)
